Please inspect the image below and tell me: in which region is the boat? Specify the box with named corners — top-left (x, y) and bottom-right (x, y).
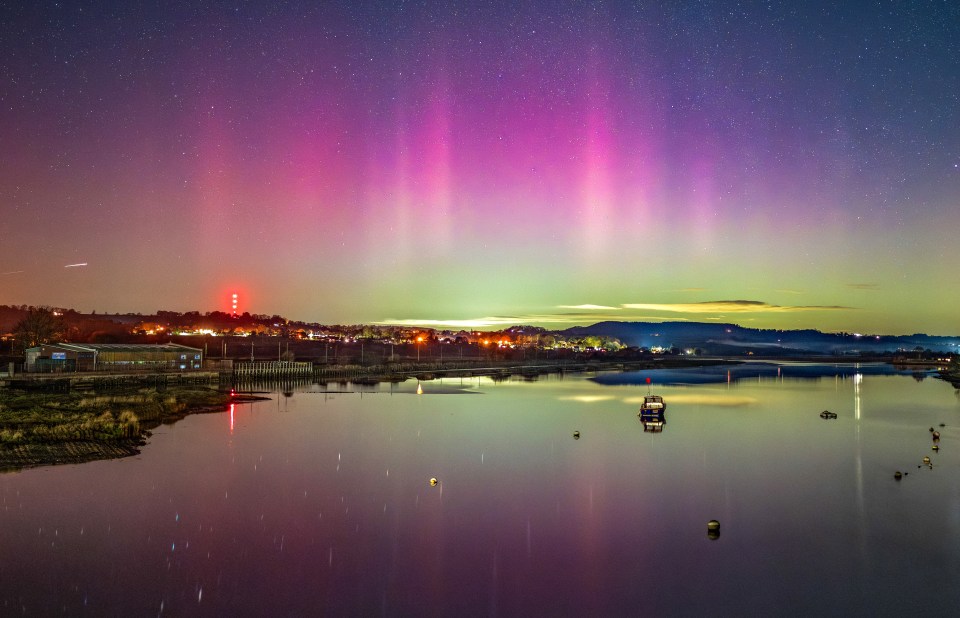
top-left (638, 395), bottom-right (666, 432)
top-left (638, 395), bottom-right (666, 416)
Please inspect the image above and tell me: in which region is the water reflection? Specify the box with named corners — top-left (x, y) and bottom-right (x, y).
top-left (639, 413), bottom-right (665, 433)
top-left (854, 372), bottom-right (862, 420)
top-left (591, 361), bottom-right (936, 387)
top-left (3, 366), bottom-right (960, 615)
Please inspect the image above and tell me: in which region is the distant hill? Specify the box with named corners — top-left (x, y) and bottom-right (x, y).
top-left (561, 321), bottom-right (960, 355)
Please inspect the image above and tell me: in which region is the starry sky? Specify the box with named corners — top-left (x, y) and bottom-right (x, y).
top-left (1, 1), bottom-right (958, 334)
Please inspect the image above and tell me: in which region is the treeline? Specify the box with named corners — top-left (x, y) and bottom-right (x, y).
top-left (1, 305), bottom-right (131, 348)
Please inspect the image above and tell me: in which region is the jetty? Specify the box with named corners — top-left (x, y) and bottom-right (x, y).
top-left (233, 361), bottom-right (312, 379)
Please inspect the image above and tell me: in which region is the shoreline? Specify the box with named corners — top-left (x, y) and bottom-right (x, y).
top-left (3, 357), bottom-right (955, 472)
top-left (938, 368), bottom-right (960, 389)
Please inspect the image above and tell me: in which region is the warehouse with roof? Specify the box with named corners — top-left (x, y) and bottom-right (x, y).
top-left (25, 343), bottom-right (203, 372)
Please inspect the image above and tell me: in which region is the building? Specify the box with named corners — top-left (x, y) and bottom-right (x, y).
top-left (25, 343), bottom-right (203, 372)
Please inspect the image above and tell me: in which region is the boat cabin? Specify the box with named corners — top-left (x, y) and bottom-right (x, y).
top-left (638, 395), bottom-right (666, 415)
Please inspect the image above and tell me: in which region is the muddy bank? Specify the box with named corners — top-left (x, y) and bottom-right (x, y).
top-left (0, 387), bottom-right (268, 472)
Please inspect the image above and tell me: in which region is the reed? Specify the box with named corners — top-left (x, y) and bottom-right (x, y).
top-left (0, 386), bottom-right (235, 469)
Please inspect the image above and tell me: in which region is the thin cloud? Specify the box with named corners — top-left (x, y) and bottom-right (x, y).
top-left (621, 300), bottom-right (853, 313)
top-left (376, 316), bottom-right (528, 328)
top-left (376, 314), bottom-right (592, 328)
top-left (377, 312), bottom-right (690, 329)
top-left (556, 304), bottom-right (620, 311)
top-left (377, 299), bottom-right (852, 329)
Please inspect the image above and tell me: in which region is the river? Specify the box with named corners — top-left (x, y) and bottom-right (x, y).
top-left (2, 362), bottom-right (959, 616)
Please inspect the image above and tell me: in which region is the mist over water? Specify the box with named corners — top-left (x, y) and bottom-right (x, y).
top-left (2, 364), bottom-right (959, 615)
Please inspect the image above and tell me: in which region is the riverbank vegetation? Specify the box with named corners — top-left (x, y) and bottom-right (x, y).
top-left (0, 387), bottom-right (242, 471)
top-left (939, 359), bottom-right (960, 389)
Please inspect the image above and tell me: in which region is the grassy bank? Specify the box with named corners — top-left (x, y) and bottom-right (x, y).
top-left (939, 366), bottom-right (960, 389)
top-left (0, 387), bottom-right (259, 471)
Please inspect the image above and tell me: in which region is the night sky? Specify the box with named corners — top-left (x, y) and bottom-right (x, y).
top-left (2, 1), bottom-right (958, 334)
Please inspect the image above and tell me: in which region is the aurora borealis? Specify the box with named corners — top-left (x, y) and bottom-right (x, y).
top-left (1, 1), bottom-right (958, 334)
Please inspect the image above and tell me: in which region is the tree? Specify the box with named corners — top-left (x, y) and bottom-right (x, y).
top-left (13, 307), bottom-right (64, 352)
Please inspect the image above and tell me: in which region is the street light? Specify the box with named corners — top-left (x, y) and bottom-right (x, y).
top-left (417, 336), bottom-right (424, 362)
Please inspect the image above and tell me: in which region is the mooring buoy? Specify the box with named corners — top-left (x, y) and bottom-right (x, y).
top-left (573, 430), bottom-right (580, 439)
top-left (707, 520), bottom-right (720, 540)
top-left (923, 456), bottom-right (931, 464)
top-left (429, 477), bottom-right (438, 487)
top-left (894, 471), bottom-right (903, 480)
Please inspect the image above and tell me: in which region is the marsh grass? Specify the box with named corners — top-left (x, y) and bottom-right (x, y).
top-left (0, 387), bottom-right (231, 447)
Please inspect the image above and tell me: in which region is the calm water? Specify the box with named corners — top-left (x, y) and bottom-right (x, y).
top-left (2, 363), bottom-right (960, 616)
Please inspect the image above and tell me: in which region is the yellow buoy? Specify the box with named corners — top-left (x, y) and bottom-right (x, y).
top-left (707, 520), bottom-right (720, 540)
top-left (923, 456), bottom-right (931, 464)
top-left (429, 477), bottom-right (438, 486)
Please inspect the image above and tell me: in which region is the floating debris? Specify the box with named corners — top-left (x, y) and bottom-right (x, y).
top-left (819, 410), bottom-right (838, 419)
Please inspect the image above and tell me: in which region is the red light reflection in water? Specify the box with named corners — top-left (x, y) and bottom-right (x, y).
top-left (230, 403), bottom-right (235, 434)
